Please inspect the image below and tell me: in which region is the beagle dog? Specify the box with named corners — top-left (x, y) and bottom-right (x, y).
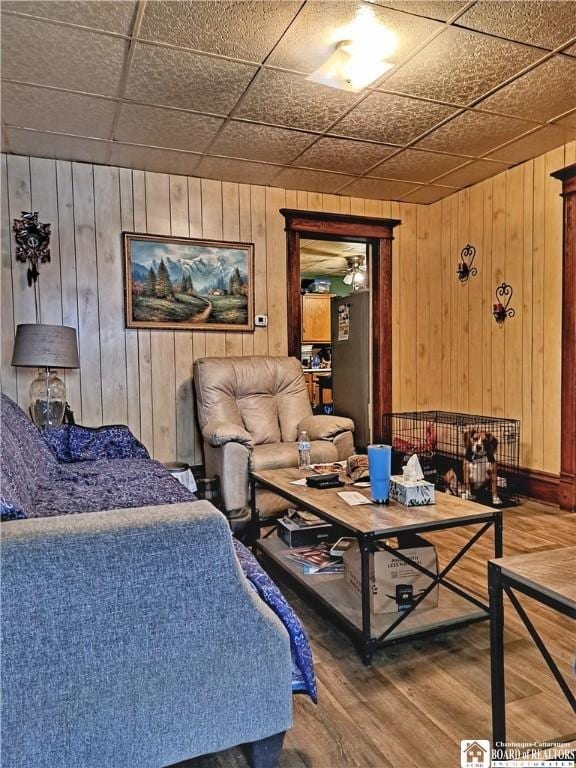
top-left (444, 430), bottom-right (501, 505)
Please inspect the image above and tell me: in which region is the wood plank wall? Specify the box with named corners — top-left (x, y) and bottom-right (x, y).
top-left (399, 141), bottom-right (576, 474)
top-left (0, 154), bottom-right (405, 465)
top-left (1, 142), bottom-right (573, 473)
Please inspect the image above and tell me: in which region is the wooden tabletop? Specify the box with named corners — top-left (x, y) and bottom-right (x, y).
top-left (252, 467), bottom-right (498, 535)
top-left (490, 547), bottom-right (576, 610)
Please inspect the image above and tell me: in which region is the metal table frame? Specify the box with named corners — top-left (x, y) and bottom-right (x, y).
top-left (489, 561), bottom-right (576, 745)
top-left (251, 473), bottom-right (503, 664)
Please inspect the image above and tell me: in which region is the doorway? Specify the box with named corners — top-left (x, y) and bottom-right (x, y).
top-left (280, 208), bottom-right (401, 441)
top-left (300, 238), bottom-right (371, 446)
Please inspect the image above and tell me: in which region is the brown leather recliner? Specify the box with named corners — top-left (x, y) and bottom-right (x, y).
top-left (193, 356), bottom-right (355, 517)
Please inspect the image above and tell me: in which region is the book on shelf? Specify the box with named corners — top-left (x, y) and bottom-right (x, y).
top-left (285, 543), bottom-right (344, 574)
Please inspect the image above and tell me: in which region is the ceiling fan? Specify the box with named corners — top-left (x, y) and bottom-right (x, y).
top-left (343, 256), bottom-right (367, 289)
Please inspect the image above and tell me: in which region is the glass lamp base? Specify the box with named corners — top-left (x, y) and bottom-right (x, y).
top-left (29, 368), bottom-right (66, 427)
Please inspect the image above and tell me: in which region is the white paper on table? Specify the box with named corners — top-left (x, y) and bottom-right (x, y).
top-left (338, 491), bottom-right (372, 506)
top-left (290, 478), bottom-right (308, 486)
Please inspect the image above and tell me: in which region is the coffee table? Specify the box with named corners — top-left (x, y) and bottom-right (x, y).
top-left (250, 467), bottom-right (503, 664)
top-left (489, 547), bottom-right (576, 744)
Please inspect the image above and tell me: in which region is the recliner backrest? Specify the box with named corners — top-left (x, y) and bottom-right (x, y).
top-left (193, 356), bottom-right (313, 445)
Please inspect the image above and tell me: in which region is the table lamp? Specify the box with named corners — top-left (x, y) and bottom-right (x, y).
top-left (11, 323), bottom-right (79, 427)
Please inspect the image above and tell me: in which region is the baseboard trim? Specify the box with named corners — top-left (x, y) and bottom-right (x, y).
top-left (518, 467), bottom-right (559, 506)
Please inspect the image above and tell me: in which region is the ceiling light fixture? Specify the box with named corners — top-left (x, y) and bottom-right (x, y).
top-left (308, 7), bottom-right (397, 93)
top-left (343, 256), bottom-right (367, 289)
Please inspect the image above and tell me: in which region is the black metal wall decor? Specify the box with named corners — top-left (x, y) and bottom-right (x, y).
top-left (13, 211), bottom-right (51, 287)
top-left (457, 244), bottom-right (477, 283)
top-left (493, 282), bottom-right (515, 324)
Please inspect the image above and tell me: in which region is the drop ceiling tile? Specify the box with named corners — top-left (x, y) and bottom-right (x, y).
top-left (2, 1), bottom-right (137, 35)
top-left (456, 1), bottom-right (576, 50)
top-left (401, 185), bottom-right (456, 204)
top-left (332, 91), bottom-right (459, 145)
top-left (381, 27), bottom-right (544, 105)
top-left (115, 104), bottom-right (223, 153)
top-left (109, 143), bottom-right (202, 175)
top-left (1, 83), bottom-right (117, 139)
top-left (236, 69), bottom-right (358, 131)
top-left (210, 121), bottom-right (317, 164)
top-left (138, 1), bottom-right (300, 62)
top-left (486, 125), bottom-right (576, 164)
top-left (342, 177), bottom-right (418, 199)
top-left (272, 168), bottom-right (355, 194)
top-left (433, 160), bottom-right (509, 188)
top-left (370, 148), bottom-right (469, 182)
top-left (125, 42), bottom-right (258, 114)
top-left (477, 56), bottom-right (576, 124)
top-left (565, 43), bottom-right (576, 57)
top-left (267, 1), bottom-right (443, 74)
top-left (1, 15), bottom-right (128, 96)
top-left (295, 137), bottom-right (396, 174)
top-left (551, 110), bottom-right (576, 129)
top-left (6, 128), bottom-right (110, 163)
top-left (195, 156), bottom-right (280, 185)
top-left (417, 110), bottom-right (536, 156)
top-left (369, 1), bottom-right (468, 22)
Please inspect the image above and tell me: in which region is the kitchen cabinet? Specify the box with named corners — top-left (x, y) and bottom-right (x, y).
top-left (301, 294), bottom-right (332, 343)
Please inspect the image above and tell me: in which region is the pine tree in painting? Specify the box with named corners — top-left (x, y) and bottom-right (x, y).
top-left (143, 267), bottom-right (156, 297)
top-left (229, 267), bottom-right (243, 296)
top-left (155, 259), bottom-right (174, 299)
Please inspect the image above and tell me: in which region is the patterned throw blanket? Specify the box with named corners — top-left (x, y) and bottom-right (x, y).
top-left (232, 538), bottom-right (317, 702)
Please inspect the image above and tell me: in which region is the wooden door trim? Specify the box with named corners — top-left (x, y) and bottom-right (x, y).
top-left (280, 208), bottom-right (401, 441)
top-left (551, 162), bottom-right (576, 512)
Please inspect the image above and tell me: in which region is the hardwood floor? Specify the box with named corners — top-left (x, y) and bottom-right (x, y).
top-left (184, 500), bottom-right (575, 768)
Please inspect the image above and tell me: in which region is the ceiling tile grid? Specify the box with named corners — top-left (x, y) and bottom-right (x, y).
top-left (2, 0), bottom-right (575, 204)
top-left (379, 27), bottom-right (545, 105)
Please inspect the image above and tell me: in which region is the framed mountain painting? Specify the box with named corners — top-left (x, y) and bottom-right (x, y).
top-left (123, 233), bottom-right (254, 331)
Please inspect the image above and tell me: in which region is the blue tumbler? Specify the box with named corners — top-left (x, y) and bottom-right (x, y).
top-left (367, 444), bottom-right (392, 504)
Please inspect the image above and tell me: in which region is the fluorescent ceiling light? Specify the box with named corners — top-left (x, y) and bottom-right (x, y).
top-left (307, 8), bottom-right (397, 93)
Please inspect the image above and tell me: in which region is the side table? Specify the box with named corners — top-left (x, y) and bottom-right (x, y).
top-left (489, 547), bottom-right (576, 745)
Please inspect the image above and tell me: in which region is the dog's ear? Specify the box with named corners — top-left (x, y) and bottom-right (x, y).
top-left (463, 430), bottom-right (474, 462)
top-left (484, 433), bottom-right (498, 462)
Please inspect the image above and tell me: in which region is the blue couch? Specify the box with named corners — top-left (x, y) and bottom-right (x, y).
top-left (0, 394), bottom-right (298, 768)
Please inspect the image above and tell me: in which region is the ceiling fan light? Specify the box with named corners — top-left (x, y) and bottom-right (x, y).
top-left (343, 272), bottom-right (354, 285)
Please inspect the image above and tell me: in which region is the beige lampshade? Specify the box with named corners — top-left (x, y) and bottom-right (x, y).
top-left (11, 324), bottom-right (79, 369)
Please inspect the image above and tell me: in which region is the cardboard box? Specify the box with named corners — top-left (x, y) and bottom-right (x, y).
top-left (277, 516), bottom-right (333, 548)
top-left (389, 475), bottom-right (435, 506)
top-left (343, 537), bottom-right (438, 614)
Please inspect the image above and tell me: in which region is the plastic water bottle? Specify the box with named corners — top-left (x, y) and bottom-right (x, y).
top-left (298, 430), bottom-right (311, 470)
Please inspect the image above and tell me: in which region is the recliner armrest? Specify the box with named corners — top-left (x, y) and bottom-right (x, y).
top-left (297, 414), bottom-right (355, 441)
top-left (202, 420), bottom-right (253, 448)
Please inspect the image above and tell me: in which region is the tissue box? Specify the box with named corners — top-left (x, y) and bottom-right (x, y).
top-left (343, 537), bottom-right (438, 614)
top-left (390, 475), bottom-right (435, 506)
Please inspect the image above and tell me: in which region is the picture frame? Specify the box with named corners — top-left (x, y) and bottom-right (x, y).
top-left (123, 232), bottom-right (254, 331)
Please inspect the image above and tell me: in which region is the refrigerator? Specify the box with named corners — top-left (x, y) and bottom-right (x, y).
top-left (331, 291), bottom-right (371, 451)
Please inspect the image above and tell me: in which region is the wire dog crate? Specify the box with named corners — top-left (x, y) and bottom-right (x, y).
top-left (383, 411), bottom-right (520, 507)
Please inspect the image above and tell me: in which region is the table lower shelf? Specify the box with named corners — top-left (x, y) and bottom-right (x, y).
top-left (258, 534), bottom-right (487, 643)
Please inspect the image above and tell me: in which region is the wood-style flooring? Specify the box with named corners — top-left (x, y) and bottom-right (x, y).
top-left (182, 500), bottom-right (575, 768)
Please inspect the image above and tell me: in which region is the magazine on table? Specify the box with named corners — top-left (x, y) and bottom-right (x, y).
top-left (285, 543), bottom-right (344, 574)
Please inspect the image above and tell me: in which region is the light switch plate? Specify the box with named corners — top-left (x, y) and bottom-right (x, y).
top-left (255, 314), bottom-right (268, 327)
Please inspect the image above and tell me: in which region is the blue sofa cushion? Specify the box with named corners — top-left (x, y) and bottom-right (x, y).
top-left (42, 424), bottom-right (150, 463)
